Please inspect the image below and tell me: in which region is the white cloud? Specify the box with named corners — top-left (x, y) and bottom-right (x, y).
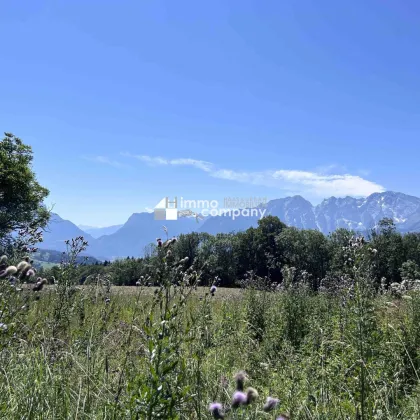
top-left (272, 170), bottom-right (385, 197)
top-left (83, 155), bottom-right (125, 168)
top-left (123, 153), bottom-right (385, 198)
top-left (123, 153), bottom-right (213, 171)
top-left (136, 155), bottom-right (169, 165)
top-left (170, 158), bottom-right (213, 172)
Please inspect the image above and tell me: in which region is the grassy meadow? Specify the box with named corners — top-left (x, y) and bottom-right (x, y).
top-left (2, 269), bottom-right (420, 420)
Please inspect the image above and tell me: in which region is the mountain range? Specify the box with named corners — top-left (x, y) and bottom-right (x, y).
top-left (38, 191), bottom-right (420, 260)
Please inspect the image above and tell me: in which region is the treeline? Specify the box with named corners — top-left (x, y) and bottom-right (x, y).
top-left (43, 216), bottom-right (420, 289)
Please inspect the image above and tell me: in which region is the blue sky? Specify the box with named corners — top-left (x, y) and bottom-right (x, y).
top-left (1, 0), bottom-right (419, 226)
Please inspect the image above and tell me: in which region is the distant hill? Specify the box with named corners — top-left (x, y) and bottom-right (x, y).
top-left (31, 248), bottom-right (101, 270)
top-left (41, 192), bottom-right (420, 259)
top-left (40, 213), bottom-right (96, 251)
top-left (87, 212), bottom-right (200, 260)
top-left (78, 224), bottom-right (123, 238)
top-left (33, 248), bottom-right (100, 264)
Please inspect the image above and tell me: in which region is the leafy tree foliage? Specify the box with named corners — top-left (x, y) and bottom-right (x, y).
top-left (0, 133), bottom-right (49, 239)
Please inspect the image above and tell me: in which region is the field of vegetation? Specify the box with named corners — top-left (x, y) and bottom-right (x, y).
top-left (2, 232), bottom-right (420, 419)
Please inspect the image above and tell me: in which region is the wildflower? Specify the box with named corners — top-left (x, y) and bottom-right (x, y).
top-left (231, 391), bottom-right (247, 408)
top-left (234, 371), bottom-right (247, 391)
top-left (135, 280), bottom-right (141, 286)
top-left (210, 285), bottom-right (217, 295)
top-left (263, 396), bottom-right (280, 412)
top-left (26, 269), bottom-right (35, 277)
top-left (105, 298), bottom-right (111, 304)
top-left (209, 402), bottom-right (224, 419)
top-left (245, 387), bottom-right (259, 404)
top-left (276, 415), bottom-right (290, 420)
top-left (5, 266), bottom-right (17, 276)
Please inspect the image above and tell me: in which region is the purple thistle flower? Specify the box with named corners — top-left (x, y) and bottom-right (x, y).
top-left (209, 402), bottom-right (224, 419)
top-left (231, 391), bottom-right (247, 408)
top-left (263, 396), bottom-right (280, 412)
top-left (210, 285), bottom-right (217, 295)
top-left (26, 269), bottom-right (35, 277)
top-left (276, 415), bottom-right (290, 420)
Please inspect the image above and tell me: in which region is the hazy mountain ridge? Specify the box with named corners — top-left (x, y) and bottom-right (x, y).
top-left (40, 214), bottom-right (96, 252)
top-left (78, 224), bottom-right (124, 238)
top-left (43, 192), bottom-right (420, 259)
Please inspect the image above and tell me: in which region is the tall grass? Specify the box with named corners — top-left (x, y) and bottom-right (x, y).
top-left (0, 237), bottom-right (420, 419)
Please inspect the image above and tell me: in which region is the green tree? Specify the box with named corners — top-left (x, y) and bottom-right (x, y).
top-left (253, 215), bottom-right (287, 280)
top-left (276, 227), bottom-right (330, 288)
top-left (0, 132), bottom-right (50, 238)
top-left (370, 218), bottom-right (405, 284)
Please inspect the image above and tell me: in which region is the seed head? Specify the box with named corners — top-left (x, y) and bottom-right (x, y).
top-left (245, 387), bottom-right (259, 404)
top-left (263, 396), bottom-right (280, 412)
top-left (5, 266), bottom-right (17, 276)
top-left (234, 371), bottom-right (247, 391)
top-left (17, 261), bottom-right (30, 272)
top-left (33, 278), bottom-right (47, 292)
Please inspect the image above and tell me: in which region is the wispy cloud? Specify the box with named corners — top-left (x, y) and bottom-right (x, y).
top-left (122, 153), bottom-right (385, 198)
top-left (122, 153), bottom-right (213, 172)
top-left (83, 155), bottom-right (126, 168)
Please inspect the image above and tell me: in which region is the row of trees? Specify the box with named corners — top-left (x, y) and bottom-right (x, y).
top-left (48, 215), bottom-right (420, 289)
